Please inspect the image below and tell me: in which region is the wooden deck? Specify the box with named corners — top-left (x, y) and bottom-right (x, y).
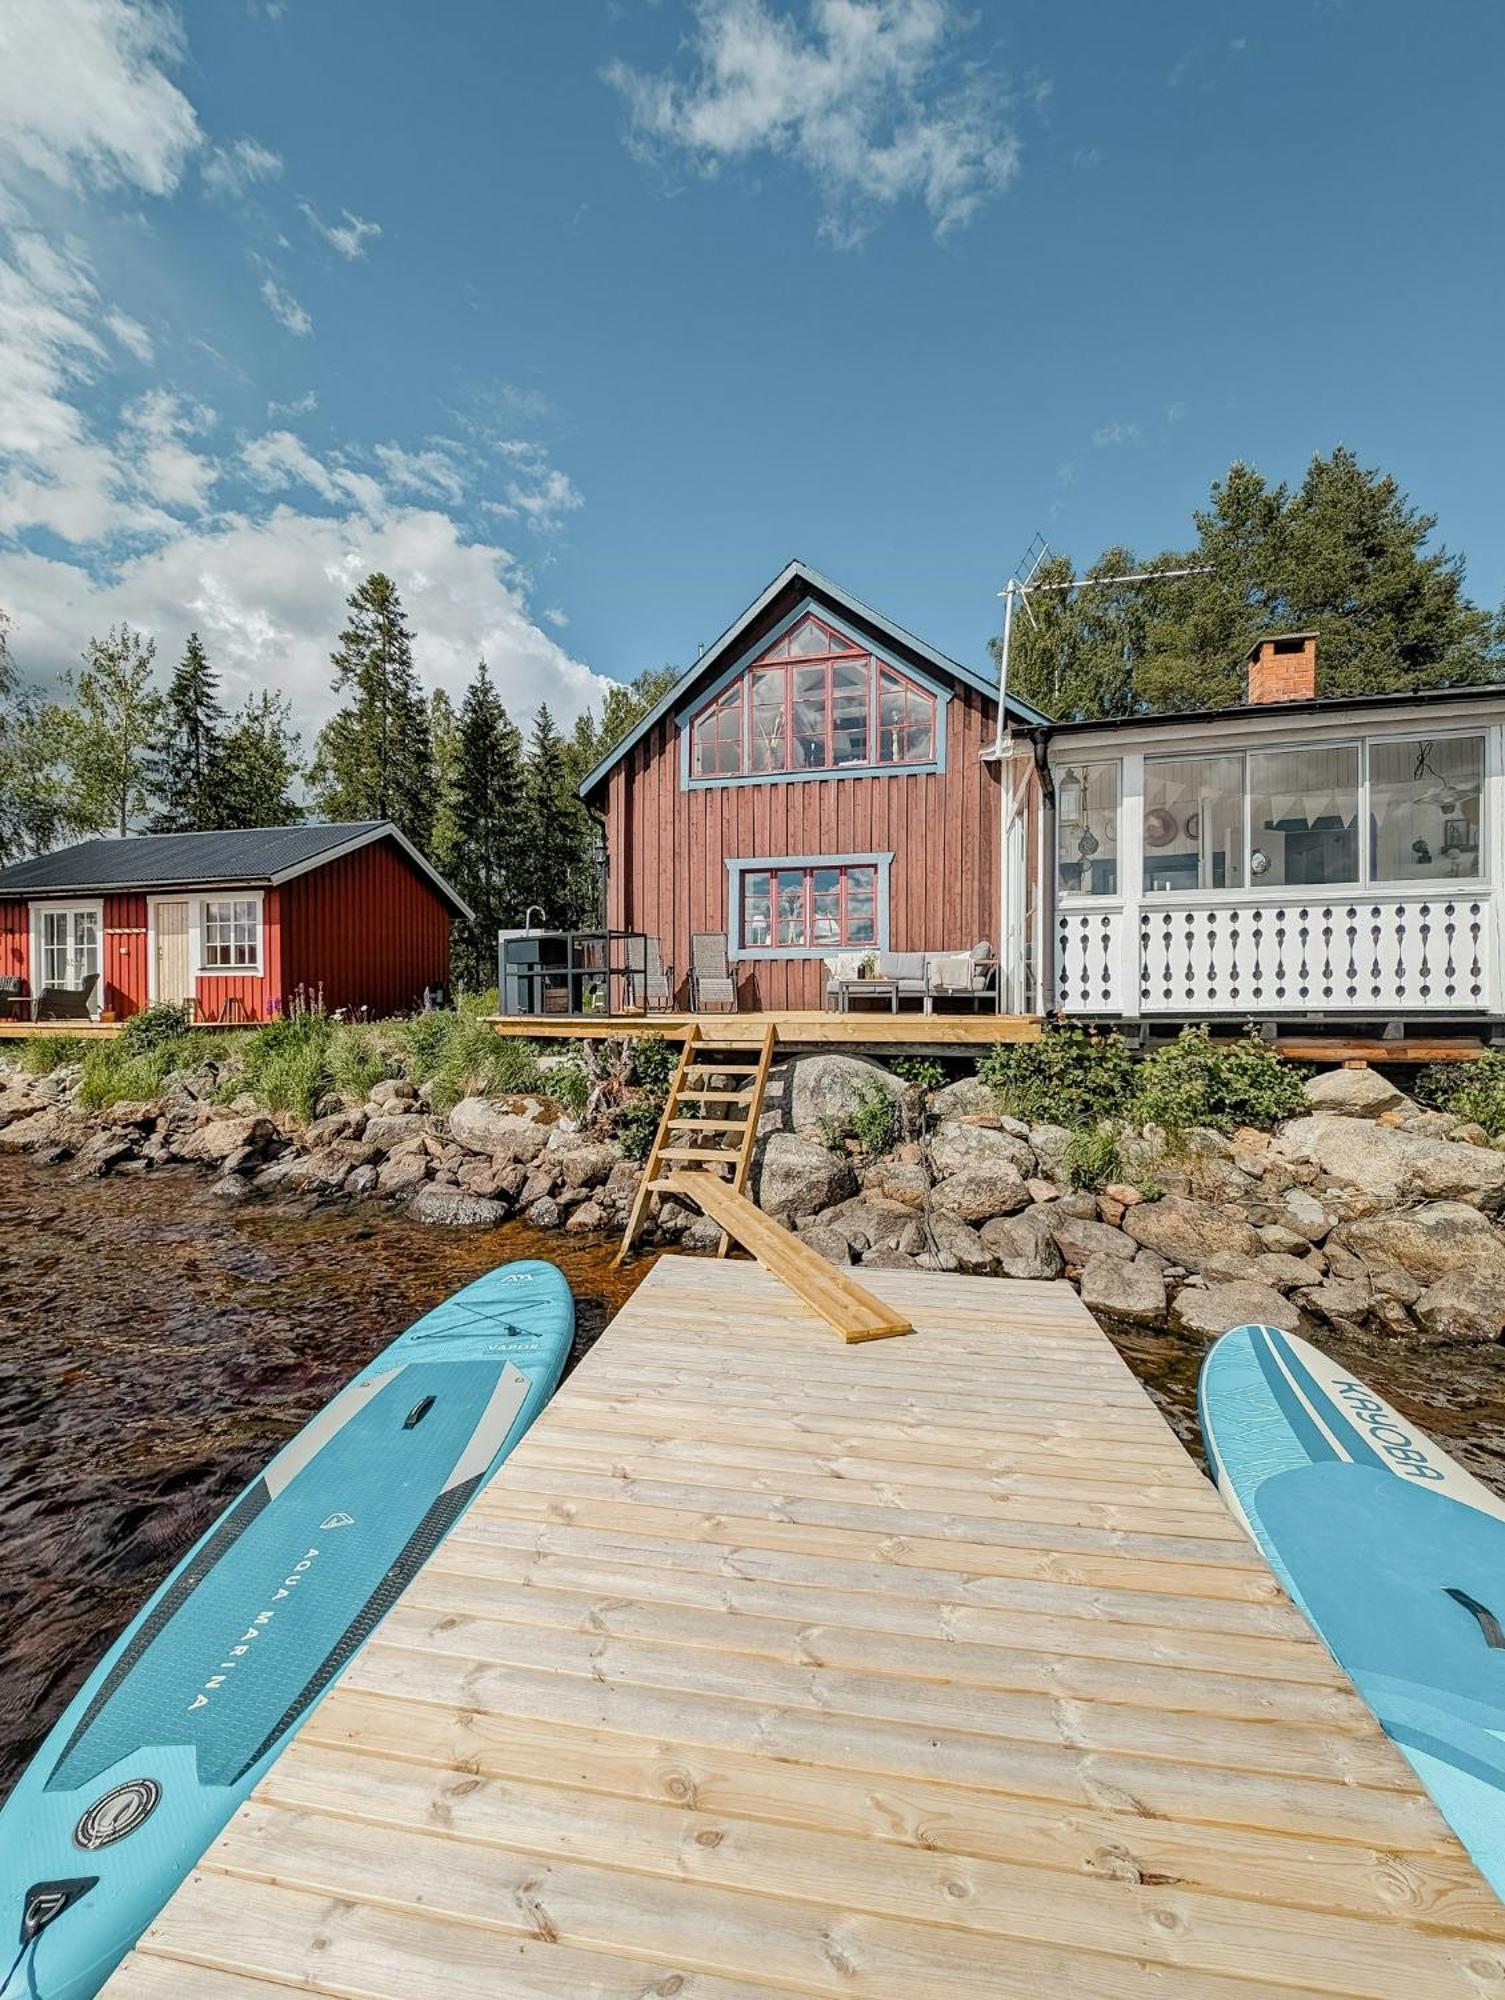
top-left (492, 1008), bottom-right (1043, 1049)
top-left (107, 1260), bottom-right (1505, 2000)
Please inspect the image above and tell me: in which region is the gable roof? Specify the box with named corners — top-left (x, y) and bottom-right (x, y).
top-left (0, 820), bottom-right (474, 920)
top-left (578, 559), bottom-right (1048, 799)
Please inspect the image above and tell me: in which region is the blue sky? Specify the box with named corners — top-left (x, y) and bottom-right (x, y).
top-left (0, 1), bottom-right (1501, 740)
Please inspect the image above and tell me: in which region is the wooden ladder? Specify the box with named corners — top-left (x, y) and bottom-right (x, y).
top-left (613, 1022), bottom-right (778, 1266)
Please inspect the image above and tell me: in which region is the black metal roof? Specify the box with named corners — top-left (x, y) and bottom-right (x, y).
top-left (1040, 679), bottom-right (1505, 738)
top-left (0, 821), bottom-right (473, 917)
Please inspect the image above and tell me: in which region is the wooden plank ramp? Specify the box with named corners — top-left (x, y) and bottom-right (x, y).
top-left (105, 1261), bottom-right (1505, 2000)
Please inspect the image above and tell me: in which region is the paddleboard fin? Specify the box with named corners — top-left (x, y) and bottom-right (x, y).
top-left (1446, 1586), bottom-right (1505, 1651)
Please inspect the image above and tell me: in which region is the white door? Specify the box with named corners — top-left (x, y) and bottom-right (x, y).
top-left (153, 902), bottom-right (193, 1005)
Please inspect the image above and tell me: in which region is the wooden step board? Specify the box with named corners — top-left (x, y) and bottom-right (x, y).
top-left (663, 1170), bottom-right (911, 1344)
top-left (614, 1023), bottom-right (778, 1266)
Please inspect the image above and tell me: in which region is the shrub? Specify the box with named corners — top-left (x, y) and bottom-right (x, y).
top-left (19, 1036), bottom-right (88, 1076)
top-left (891, 1057), bottom-right (946, 1091)
top-left (393, 1010), bottom-right (542, 1112)
top-left (978, 1023), bottom-right (1137, 1129)
top-left (1417, 1051), bottom-right (1505, 1135)
top-left (631, 1033), bottom-right (679, 1098)
top-left (234, 1011), bottom-right (334, 1121)
top-left (851, 1080), bottom-right (901, 1156)
top-left (326, 1022), bottom-right (388, 1100)
top-left (77, 1043), bottom-right (178, 1111)
top-left (1131, 1026), bottom-right (1306, 1135)
top-left (120, 1002), bottom-right (192, 1056)
top-left (1062, 1124), bottom-right (1123, 1192)
top-left (612, 1097), bottom-right (664, 1161)
top-left (545, 1054), bottom-right (589, 1118)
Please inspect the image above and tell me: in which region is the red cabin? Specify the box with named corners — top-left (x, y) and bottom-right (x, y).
top-left (0, 821), bottom-right (469, 1023)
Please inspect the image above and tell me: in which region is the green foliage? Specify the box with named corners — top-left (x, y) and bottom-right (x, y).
top-left (19, 1034), bottom-right (88, 1075)
top-left (62, 624), bottom-right (165, 835)
top-left (212, 691), bottom-right (303, 829)
top-left (979, 1023), bottom-right (1137, 1128)
top-left (998, 448), bottom-right (1501, 719)
top-left (433, 659), bottom-right (530, 986)
top-left (1416, 1052), bottom-right (1505, 1135)
top-left (326, 1023), bottom-right (388, 1100)
top-left (544, 1054), bottom-right (589, 1118)
top-left (76, 1043), bottom-right (180, 1111)
top-left (153, 633), bottom-right (223, 832)
top-left (309, 573), bottom-right (436, 850)
top-left (393, 1007), bottom-right (542, 1113)
top-left (612, 1097), bottom-right (663, 1160)
top-left (890, 1057), bottom-right (947, 1091)
top-left (120, 1002), bottom-right (193, 1055)
top-left (630, 1034), bottom-right (678, 1097)
top-left (1062, 1124), bottom-right (1123, 1191)
top-left (1132, 1027), bottom-right (1307, 1134)
top-left (850, 1080), bottom-right (901, 1156)
top-left (233, 1011), bottom-right (336, 1120)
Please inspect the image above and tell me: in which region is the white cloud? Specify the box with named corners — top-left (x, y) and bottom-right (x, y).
top-left (121, 388), bottom-right (219, 513)
top-left (258, 272), bottom-right (313, 337)
top-left (374, 441), bottom-right (467, 505)
top-left (240, 428), bottom-right (383, 515)
top-left (489, 439), bottom-right (584, 531)
top-left (1164, 400), bottom-right (1188, 426)
top-left (267, 388), bottom-right (318, 417)
top-left (1091, 419), bottom-right (1141, 448)
top-left (542, 605), bottom-right (569, 630)
top-left (0, 503), bottom-right (610, 731)
top-left (605, 0), bottom-right (1020, 245)
top-left (202, 136), bottom-right (283, 201)
top-left (0, 0), bottom-right (202, 196)
top-left (105, 309), bottom-right (154, 362)
top-left (299, 201), bottom-right (381, 260)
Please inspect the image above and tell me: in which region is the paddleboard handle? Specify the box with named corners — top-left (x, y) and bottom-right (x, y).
top-left (1445, 1586), bottom-right (1505, 1651)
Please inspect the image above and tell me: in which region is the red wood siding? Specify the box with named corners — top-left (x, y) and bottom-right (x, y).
top-left (603, 681), bottom-right (1001, 1010)
top-left (102, 892), bottom-right (149, 1016)
top-left (194, 885), bottom-right (281, 1024)
top-left (0, 900), bottom-right (27, 988)
top-left (279, 838), bottom-right (452, 1017)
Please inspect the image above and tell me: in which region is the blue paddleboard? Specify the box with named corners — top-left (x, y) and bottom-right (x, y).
top-left (0, 1257), bottom-right (573, 2000)
top-left (1200, 1322), bottom-right (1505, 1901)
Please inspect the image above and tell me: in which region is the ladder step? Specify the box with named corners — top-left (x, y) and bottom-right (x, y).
top-left (685, 1063), bottom-right (760, 1078)
top-left (658, 1146), bottom-right (744, 1163)
top-left (667, 1116), bottom-right (748, 1132)
top-left (676, 1089), bottom-right (756, 1103)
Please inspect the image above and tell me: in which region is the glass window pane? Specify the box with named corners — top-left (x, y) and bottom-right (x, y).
top-left (1369, 735), bottom-right (1484, 882)
top-left (775, 869), bottom-right (807, 946)
top-left (1144, 753), bottom-right (1245, 892)
top-left (789, 617), bottom-right (829, 656)
top-left (1248, 744), bottom-right (1359, 887)
top-left (1058, 761), bottom-right (1120, 897)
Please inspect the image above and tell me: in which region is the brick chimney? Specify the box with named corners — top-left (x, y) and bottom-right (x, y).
top-left (1246, 632), bottom-right (1318, 705)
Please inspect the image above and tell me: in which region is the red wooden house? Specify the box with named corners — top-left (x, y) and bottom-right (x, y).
top-left (0, 821), bottom-right (469, 1022)
top-left (579, 560), bottom-right (1048, 1011)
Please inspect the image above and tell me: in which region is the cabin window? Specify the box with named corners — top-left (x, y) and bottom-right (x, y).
top-left (1369, 735), bottom-right (1484, 882)
top-left (201, 898), bottom-right (261, 970)
top-left (739, 863), bottom-right (878, 951)
top-left (39, 907), bottom-right (99, 990)
top-left (690, 612), bottom-right (937, 780)
top-left (1056, 762), bottom-right (1119, 897)
top-left (1247, 744), bottom-right (1360, 888)
top-left (1143, 754), bottom-right (1246, 892)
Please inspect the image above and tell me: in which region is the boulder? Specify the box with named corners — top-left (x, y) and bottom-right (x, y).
top-left (787, 1054), bottom-right (906, 1136)
top-left (210, 1173), bottom-right (251, 1202)
top-left (518, 1166), bottom-right (558, 1208)
top-left (408, 1184), bottom-right (507, 1227)
top-left (368, 1078), bottom-right (419, 1108)
top-left (457, 1157), bottom-right (516, 1201)
top-left (1028, 1125), bottom-right (1071, 1177)
top-left (103, 1099), bottom-right (161, 1129)
top-left (554, 1142), bottom-right (617, 1190)
top-left (931, 1076), bottom-right (999, 1119)
top-left (73, 1129), bottom-right (135, 1176)
top-left (446, 1097), bottom-right (548, 1163)
top-left (859, 1158), bottom-right (931, 1209)
top-left (1300, 1278), bottom-right (1372, 1325)
top-left (1051, 1213), bottom-right (1134, 1267)
top-left (174, 1114), bottom-right (275, 1165)
top-left (1302, 1066), bottom-right (1409, 1118)
top-left (979, 1207), bottom-right (1064, 1279)
top-left (1275, 1114), bottom-right (1505, 1214)
top-left (928, 1214), bottom-right (993, 1275)
top-left (1079, 1252), bottom-right (1167, 1327)
top-left (304, 1107), bottom-right (366, 1147)
top-left (0, 1110), bottom-right (59, 1152)
top-left (818, 1195), bottom-right (920, 1255)
top-left (1201, 1250), bottom-right (1323, 1293)
top-left (1123, 1196), bottom-right (1262, 1272)
top-left (526, 1196), bottom-right (561, 1228)
top-left (1280, 1188), bottom-right (1333, 1242)
top-left (377, 1150), bottom-right (429, 1196)
top-left (282, 1145), bottom-right (352, 1194)
top-left (565, 1198), bottom-right (609, 1232)
top-left (345, 1164), bottom-right (380, 1198)
top-left (681, 1215), bottom-right (725, 1252)
top-left (932, 1165), bottom-right (1030, 1225)
top-left (1171, 1281), bottom-right (1302, 1338)
top-left (930, 1121), bottom-right (1034, 1180)
top-left (755, 1133), bottom-right (857, 1222)
top-left (1332, 1203), bottom-right (1505, 1287)
top-left (1413, 1270), bottom-right (1505, 1344)
top-left (363, 1112), bottom-right (429, 1153)
top-left (797, 1221), bottom-right (855, 1267)
top-left (1259, 1223), bottom-right (1314, 1256)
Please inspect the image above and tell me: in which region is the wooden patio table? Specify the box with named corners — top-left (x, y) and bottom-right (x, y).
top-left (833, 975), bottom-right (900, 1013)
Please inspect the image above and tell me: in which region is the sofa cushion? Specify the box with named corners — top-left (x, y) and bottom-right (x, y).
top-left (878, 951), bottom-right (927, 984)
top-left (927, 951), bottom-right (974, 992)
top-left (823, 953), bottom-right (863, 984)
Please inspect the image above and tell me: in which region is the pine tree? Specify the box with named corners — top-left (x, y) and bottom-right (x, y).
top-left (518, 704), bottom-right (589, 928)
top-left (153, 632), bottom-right (224, 831)
top-left (308, 573), bottom-right (436, 847)
top-left (434, 660), bottom-right (528, 988)
top-left (214, 692), bottom-right (304, 828)
top-left (428, 686), bottom-right (463, 871)
top-left (63, 625), bottom-right (164, 836)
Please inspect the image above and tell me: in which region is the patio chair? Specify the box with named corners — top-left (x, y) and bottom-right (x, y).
top-left (0, 975), bottom-right (25, 1020)
top-left (689, 932), bottom-right (736, 1012)
top-left (33, 972), bottom-right (99, 1022)
top-left (925, 941), bottom-right (998, 1012)
top-left (642, 936), bottom-right (674, 1011)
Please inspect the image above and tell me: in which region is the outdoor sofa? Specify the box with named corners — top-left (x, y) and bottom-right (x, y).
top-left (823, 942), bottom-right (996, 1013)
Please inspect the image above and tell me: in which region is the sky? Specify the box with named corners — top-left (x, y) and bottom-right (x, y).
top-left (0, 0), bottom-right (1501, 743)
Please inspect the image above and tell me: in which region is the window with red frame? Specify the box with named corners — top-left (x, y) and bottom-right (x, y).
top-left (739, 863), bottom-right (878, 951)
top-left (690, 614), bottom-right (936, 778)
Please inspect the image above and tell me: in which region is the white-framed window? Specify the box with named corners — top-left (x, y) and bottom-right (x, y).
top-left (1056, 761), bottom-right (1120, 898)
top-left (37, 906), bottom-right (100, 990)
top-left (201, 897), bottom-right (261, 970)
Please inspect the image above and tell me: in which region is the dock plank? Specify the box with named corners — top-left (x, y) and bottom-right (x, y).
top-left (108, 1262), bottom-right (1505, 1998)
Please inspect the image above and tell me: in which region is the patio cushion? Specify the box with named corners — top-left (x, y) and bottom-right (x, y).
top-left (823, 953), bottom-right (864, 984)
top-left (877, 951), bottom-right (927, 991)
top-left (926, 951), bottom-right (974, 993)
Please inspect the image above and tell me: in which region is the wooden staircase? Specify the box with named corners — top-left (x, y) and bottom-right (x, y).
top-left (613, 1023), bottom-right (778, 1265)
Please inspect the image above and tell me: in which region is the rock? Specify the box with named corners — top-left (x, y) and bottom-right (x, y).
top-left (605, 1159), bottom-right (642, 1199)
top-left (176, 1114), bottom-right (274, 1165)
top-left (555, 1143), bottom-right (617, 1190)
top-left (526, 1196), bottom-right (561, 1228)
top-left (1028, 1124), bottom-right (1071, 1177)
top-left (104, 1099), bottom-right (161, 1129)
top-left (818, 1196), bottom-right (920, 1255)
top-left (305, 1107), bottom-right (366, 1147)
top-left (566, 1197), bottom-right (609, 1232)
top-left (409, 1184), bottom-right (508, 1227)
top-left (376, 1150), bottom-right (429, 1196)
top-left (1080, 1252), bottom-right (1167, 1326)
top-left (929, 1214), bottom-right (992, 1274)
top-left (1371, 1265), bottom-right (1423, 1306)
top-left (932, 1165), bottom-right (1030, 1224)
top-left (860, 1245), bottom-right (919, 1270)
top-left (74, 1130), bottom-right (134, 1176)
top-left (930, 1121), bottom-right (1034, 1179)
top-left (1300, 1278), bottom-right (1371, 1324)
top-left (345, 1164), bottom-right (380, 1198)
top-left (1332, 1203), bottom-right (1505, 1286)
top-left (1302, 1067), bottom-right (1409, 1118)
top-left (1171, 1281), bottom-right (1303, 1337)
top-left (1097, 1197), bottom-right (1125, 1229)
top-left (1276, 1114), bottom-right (1505, 1214)
top-left (1123, 1196), bottom-right (1263, 1272)
top-left (755, 1133), bottom-right (857, 1222)
top-left (1026, 1177), bottom-right (1063, 1206)
top-left (1058, 1192), bottom-right (1098, 1220)
top-left (1259, 1222), bottom-right (1314, 1256)
top-left (518, 1167), bottom-right (558, 1207)
top-left (362, 1112), bottom-right (428, 1153)
top-left (447, 1097), bottom-right (549, 1163)
top-left (1050, 1213), bottom-right (1134, 1267)
top-left (210, 1173), bottom-right (252, 1202)
top-left (797, 1221), bottom-right (854, 1266)
top-left (368, 1078), bottom-right (418, 1108)
top-left (1280, 1188), bottom-right (1332, 1242)
top-left (1413, 1270), bottom-right (1505, 1344)
top-left (1103, 1182), bottom-right (1143, 1209)
top-left (283, 1146), bottom-right (352, 1194)
top-left (860, 1158), bottom-right (930, 1209)
top-left (681, 1215), bottom-right (725, 1252)
top-left (457, 1157), bottom-right (516, 1201)
top-left (931, 1076), bottom-right (999, 1118)
top-left (787, 1054), bottom-right (906, 1137)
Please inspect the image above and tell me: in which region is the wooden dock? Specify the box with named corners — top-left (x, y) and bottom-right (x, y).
top-left (491, 1008), bottom-right (1044, 1049)
top-left (107, 1260), bottom-right (1505, 1999)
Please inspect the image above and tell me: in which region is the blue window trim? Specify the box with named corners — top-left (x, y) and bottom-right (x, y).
top-left (678, 598), bottom-right (948, 791)
top-left (725, 851), bottom-right (894, 962)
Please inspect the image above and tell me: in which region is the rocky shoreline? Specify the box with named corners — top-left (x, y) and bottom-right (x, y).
top-left (5, 1045), bottom-right (1505, 1345)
